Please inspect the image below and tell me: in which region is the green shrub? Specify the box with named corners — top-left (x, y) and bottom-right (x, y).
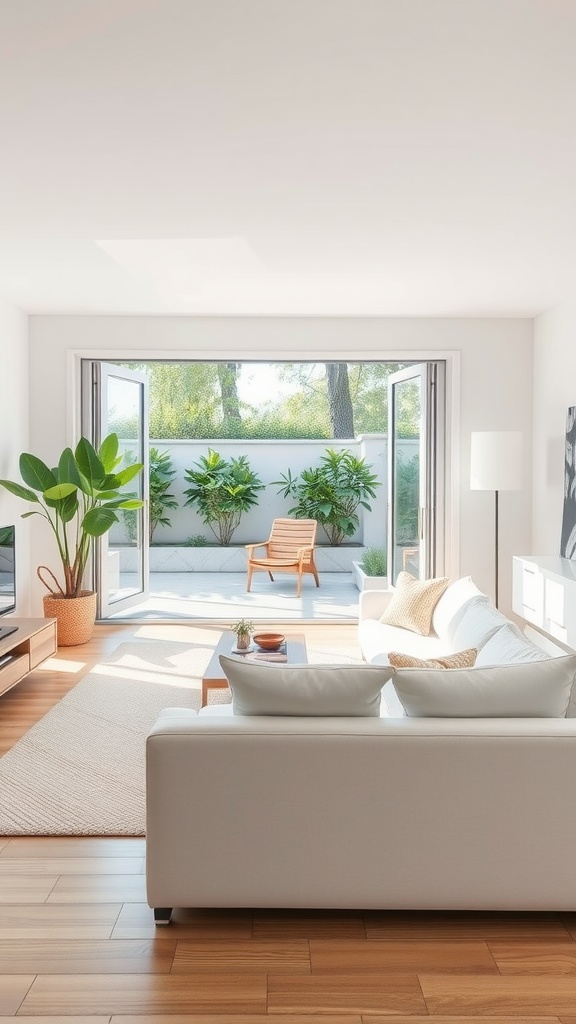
top-left (123, 447), bottom-right (178, 544)
top-left (274, 448), bottom-right (381, 546)
top-left (183, 449), bottom-right (264, 545)
top-left (149, 448), bottom-right (178, 541)
top-left (395, 452), bottom-right (419, 543)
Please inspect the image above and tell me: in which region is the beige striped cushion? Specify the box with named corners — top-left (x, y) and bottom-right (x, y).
top-left (388, 647), bottom-right (478, 669)
top-left (380, 572), bottom-right (450, 635)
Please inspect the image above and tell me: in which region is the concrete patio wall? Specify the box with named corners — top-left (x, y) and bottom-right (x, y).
top-left (110, 434), bottom-right (418, 551)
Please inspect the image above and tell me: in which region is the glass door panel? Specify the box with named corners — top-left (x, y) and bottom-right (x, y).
top-left (388, 363), bottom-right (445, 585)
top-left (84, 362), bottom-right (149, 617)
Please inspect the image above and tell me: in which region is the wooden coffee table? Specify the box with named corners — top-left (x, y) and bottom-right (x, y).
top-left (201, 631), bottom-right (308, 707)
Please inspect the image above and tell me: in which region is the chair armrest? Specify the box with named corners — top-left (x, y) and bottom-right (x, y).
top-left (296, 545), bottom-right (315, 564)
top-left (245, 541), bottom-right (269, 556)
top-left (359, 589), bottom-right (394, 621)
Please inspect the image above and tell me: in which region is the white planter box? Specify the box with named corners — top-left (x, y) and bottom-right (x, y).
top-left (352, 561), bottom-right (389, 592)
top-left (119, 545), bottom-right (366, 573)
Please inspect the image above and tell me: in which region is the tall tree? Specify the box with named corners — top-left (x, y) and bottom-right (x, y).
top-left (147, 363), bottom-right (220, 438)
top-left (217, 362), bottom-right (242, 433)
top-left (326, 363), bottom-right (355, 438)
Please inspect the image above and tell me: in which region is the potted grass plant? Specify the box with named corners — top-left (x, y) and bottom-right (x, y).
top-left (352, 546), bottom-right (389, 591)
top-left (230, 618), bottom-right (254, 651)
top-left (0, 433), bottom-right (144, 646)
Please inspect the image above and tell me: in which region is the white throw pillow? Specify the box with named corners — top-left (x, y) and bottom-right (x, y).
top-left (391, 655), bottom-right (576, 718)
top-left (431, 576), bottom-right (483, 643)
top-left (451, 595), bottom-right (510, 651)
top-left (219, 655), bottom-right (393, 717)
top-left (475, 624), bottom-right (551, 666)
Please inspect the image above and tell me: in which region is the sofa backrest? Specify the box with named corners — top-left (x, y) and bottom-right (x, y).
top-left (431, 575), bottom-right (483, 642)
top-left (146, 709), bottom-right (576, 910)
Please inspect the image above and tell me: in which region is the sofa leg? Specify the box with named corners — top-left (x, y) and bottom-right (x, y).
top-left (153, 907), bottom-right (173, 926)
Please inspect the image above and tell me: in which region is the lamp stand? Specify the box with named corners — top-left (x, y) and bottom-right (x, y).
top-left (470, 432), bottom-right (523, 611)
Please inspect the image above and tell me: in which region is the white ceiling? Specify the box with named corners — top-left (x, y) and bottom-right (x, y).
top-left (1, 0), bottom-right (576, 317)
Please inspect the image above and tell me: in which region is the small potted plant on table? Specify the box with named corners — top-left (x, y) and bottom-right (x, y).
top-left (230, 618), bottom-right (254, 651)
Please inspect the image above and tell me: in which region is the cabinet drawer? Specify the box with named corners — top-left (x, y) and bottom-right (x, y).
top-left (522, 565), bottom-right (544, 612)
top-left (514, 562), bottom-right (544, 626)
top-left (0, 653), bottom-right (30, 695)
top-left (29, 624), bottom-right (57, 669)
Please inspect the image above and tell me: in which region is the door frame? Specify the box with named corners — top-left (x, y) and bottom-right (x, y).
top-left (69, 347), bottom-right (459, 609)
top-left (387, 362), bottom-right (446, 585)
top-left (80, 359), bottom-right (150, 618)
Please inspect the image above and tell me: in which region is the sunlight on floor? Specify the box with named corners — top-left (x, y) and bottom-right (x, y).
top-left (37, 657), bottom-right (87, 673)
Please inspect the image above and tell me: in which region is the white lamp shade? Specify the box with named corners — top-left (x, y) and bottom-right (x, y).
top-left (470, 431), bottom-right (523, 491)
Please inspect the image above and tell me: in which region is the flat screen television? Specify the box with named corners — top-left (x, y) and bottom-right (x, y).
top-left (0, 526), bottom-right (16, 615)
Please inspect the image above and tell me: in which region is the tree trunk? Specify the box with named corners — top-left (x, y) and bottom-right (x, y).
top-left (217, 363), bottom-right (242, 433)
top-left (326, 363), bottom-right (355, 438)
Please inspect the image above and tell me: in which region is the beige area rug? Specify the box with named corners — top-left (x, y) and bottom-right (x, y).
top-left (0, 635), bottom-right (362, 836)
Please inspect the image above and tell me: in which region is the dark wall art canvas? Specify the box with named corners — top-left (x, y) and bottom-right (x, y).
top-left (561, 406), bottom-right (576, 558)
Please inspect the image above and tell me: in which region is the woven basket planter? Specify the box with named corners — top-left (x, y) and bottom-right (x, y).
top-left (42, 591), bottom-right (97, 647)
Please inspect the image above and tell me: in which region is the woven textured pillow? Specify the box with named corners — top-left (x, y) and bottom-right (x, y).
top-left (380, 572), bottom-right (450, 636)
top-left (388, 647), bottom-right (478, 669)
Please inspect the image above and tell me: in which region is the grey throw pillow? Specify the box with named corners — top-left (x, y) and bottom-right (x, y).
top-left (219, 655), bottom-right (393, 716)
top-left (391, 655), bottom-right (576, 718)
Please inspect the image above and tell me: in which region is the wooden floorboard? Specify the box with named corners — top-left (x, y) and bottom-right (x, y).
top-left (266, 972), bottom-right (427, 1014)
top-left (0, 622), bottom-right (573, 1019)
top-left (308, 938), bottom-right (499, 973)
top-left (20, 973), bottom-right (268, 1015)
top-left (420, 974), bottom-right (576, 1015)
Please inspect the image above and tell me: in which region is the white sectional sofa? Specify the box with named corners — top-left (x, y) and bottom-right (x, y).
top-left (358, 575), bottom-right (560, 715)
top-left (146, 576), bottom-right (576, 923)
top-left (358, 575), bottom-right (538, 667)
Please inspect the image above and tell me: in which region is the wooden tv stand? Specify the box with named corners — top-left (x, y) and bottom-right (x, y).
top-left (0, 618), bottom-right (57, 699)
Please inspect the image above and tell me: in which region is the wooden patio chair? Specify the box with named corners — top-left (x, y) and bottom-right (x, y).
top-left (245, 518), bottom-right (320, 598)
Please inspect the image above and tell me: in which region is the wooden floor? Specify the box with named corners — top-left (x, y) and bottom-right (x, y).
top-left (1, 624), bottom-right (576, 1021)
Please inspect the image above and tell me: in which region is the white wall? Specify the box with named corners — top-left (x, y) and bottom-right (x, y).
top-left (28, 315), bottom-right (534, 613)
top-left (0, 298), bottom-right (31, 614)
top-left (115, 435), bottom-right (393, 547)
top-left (532, 299), bottom-right (576, 554)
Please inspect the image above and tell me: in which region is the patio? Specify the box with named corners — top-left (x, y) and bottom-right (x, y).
top-left (106, 570), bottom-right (360, 621)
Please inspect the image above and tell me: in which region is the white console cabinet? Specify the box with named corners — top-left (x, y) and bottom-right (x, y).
top-left (512, 556), bottom-right (576, 649)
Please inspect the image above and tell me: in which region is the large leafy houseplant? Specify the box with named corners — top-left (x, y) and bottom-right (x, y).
top-left (183, 448), bottom-right (264, 545)
top-left (274, 448), bottom-right (381, 545)
top-left (0, 433), bottom-right (144, 599)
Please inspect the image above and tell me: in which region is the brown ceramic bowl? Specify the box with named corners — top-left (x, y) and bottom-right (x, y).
top-left (253, 632), bottom-right (286, 651)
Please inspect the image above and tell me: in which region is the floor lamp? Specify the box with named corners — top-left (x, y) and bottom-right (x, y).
top-left (470, 431), bottom-right (523, 608)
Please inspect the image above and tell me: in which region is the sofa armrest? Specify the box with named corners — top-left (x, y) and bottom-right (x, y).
top-left (148, 708), bottom-right (198, 736)
top-left (359, 589), bottom-right (393, 621)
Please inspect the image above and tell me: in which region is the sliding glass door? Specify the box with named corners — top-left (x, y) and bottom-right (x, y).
top-left (387, 362), bottom-right (445, 585)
